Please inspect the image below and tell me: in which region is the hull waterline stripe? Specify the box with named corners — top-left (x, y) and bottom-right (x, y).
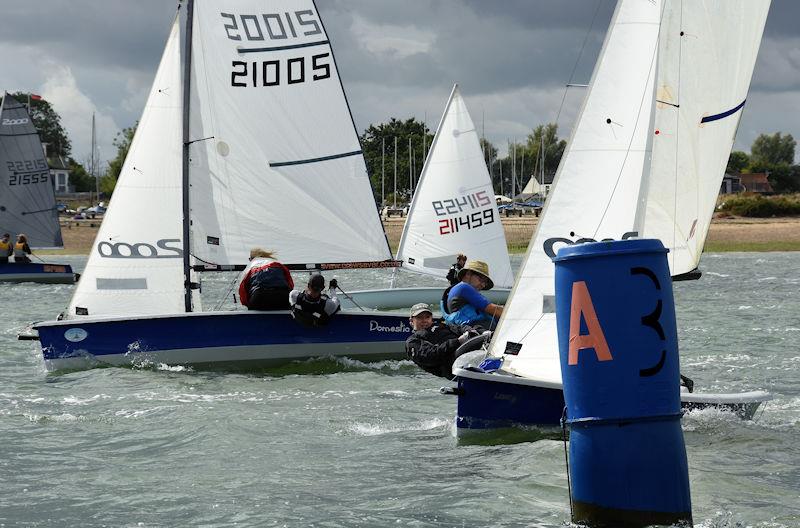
top-left (700, 100), bottom-right (746, 124)
top-left (269, 150), bottom-right (362, 168)
top-left (238, 40), bottom-right (329, 53)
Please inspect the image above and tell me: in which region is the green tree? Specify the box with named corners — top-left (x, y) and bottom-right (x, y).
top-left (750, 132), bottom-right (795, 166)
top-left (726, 150), bottom-right (749, 174)
top-left (490, 123), bottom-right (565, 197)
top-left (67, 158), bottom-right (96, 192)
top-left (101, 124), bottom-right (137, 195)
top-left (360, 118), bottom-right (434, 206)
top-left (7, 92), bottom-right (71, 157)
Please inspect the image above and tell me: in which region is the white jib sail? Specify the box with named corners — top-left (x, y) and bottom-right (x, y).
top-left (396, 84), bottom-right (513, 288)
top-left (487, 0), bottom-right (662, 384)
top-left (67, 17), bottom-right (186, 318)
top-left (188, 0), bottom-right (391, 267)
top-left (638, 0), bottom-right (771, 276)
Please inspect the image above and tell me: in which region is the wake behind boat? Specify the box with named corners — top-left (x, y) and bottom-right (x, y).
top-left (0, 94), bottom-right (77, 284)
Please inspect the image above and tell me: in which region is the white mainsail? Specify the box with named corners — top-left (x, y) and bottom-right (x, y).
top-left (68, 18), bottom-right (185, 317)
top-left (396, 84), bottom-right (513, 288)
top-left (638, 0), bottom-right (772, 275)
top-left (488, 0), bottom-right (662, 383)
top-left (188, 0), bottom-right (391, 267)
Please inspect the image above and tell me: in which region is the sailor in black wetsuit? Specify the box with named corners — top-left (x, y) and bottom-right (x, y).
top-left (289, 274), bottom-right (341, 326)
top-left (405, 303), bottom-right (486, 378)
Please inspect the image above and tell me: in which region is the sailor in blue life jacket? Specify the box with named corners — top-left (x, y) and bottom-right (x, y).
top-left (445, 253), bottom-right (467, 286)
top-left (289, 274), bottom-right (341, 326)
top-left (0, 233), bottom-right (12, 264)
top-left (238, 248), bottom-right (294, 310)
top-left (13, 234), bottom-right (32, 264)
top-left (405, 303), bottom-right (489, 378)
top-left (442, 260), bottom-right (504, 328)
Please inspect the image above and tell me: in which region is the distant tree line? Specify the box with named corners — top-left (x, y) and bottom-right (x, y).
top-left (9, 93), bottom-right (799, 199)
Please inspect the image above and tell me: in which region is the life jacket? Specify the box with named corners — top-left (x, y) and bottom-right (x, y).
top-left (13, 242), bottom-right (29, 258)
top-left (440, 285), bottom-right (454, 315)
top-left (238, 258), bottom-right (293, 308)
top-left (291, 291), bottom-right (336, 327)
top-left (0, 239), bottom-right (10, 257)
top-left (443, 304), bottom-right (494, 327)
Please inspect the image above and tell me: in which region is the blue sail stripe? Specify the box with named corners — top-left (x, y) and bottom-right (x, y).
top-left (238, 40), bottom-right (329, 53)
top-left (700, 99), bottom-right (746, 124)
top-left (269, 150), bottom-right (362, 168)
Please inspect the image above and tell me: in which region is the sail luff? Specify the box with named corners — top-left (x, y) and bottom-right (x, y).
top-left (395, 83), bottom-right (458, 261)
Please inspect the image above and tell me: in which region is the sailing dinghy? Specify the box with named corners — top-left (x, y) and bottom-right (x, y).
top-left (0, 94), bottom-right (77, 284)
top-left (341, 84), bottom-right (513, 311)
top-left (30, 0), bottom-right (413, 371)
top-left (452, 0), bottom-right (773, 432)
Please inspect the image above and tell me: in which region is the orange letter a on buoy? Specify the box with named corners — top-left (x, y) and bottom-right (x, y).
top-left (568, 281), bottom-right (612, 365)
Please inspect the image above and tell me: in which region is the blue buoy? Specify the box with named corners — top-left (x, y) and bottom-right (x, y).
top-left (553, 239), bottom-right (692, 527)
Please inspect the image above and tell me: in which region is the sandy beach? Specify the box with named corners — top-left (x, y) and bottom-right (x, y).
top-left (40, 215), bottom-right (800, 256)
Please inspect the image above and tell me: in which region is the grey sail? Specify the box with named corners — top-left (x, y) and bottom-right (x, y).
top-left (0, 94), bottom-right (64, 249)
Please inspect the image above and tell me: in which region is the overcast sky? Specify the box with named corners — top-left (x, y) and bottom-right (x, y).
top-left (1, 0), bottom-right (797, 169)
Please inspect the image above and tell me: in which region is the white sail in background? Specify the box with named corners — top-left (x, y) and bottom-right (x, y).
top-left (188, 0), bottom-right (391, 267)
top-left (396, 84), bottom-right (513, 288)
top-left (638, 0), bottom-right (771, 276)
top-left (68, 18), bottom-right (185, 317)
top-left (488, 0), bottom-right (662, 383)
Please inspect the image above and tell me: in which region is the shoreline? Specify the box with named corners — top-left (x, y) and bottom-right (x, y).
top-left (38, 216), bottom-right (800, 256)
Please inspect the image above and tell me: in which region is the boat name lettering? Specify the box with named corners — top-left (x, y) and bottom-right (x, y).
top-left (432, 191), bottom-right (492, 216)
top-left (231, 53), bottom-right (331, 88)
top-left (438, 208), bottom-right (494, 235)
top-left (2, 118), bottom-right (29, 126)
top-left (543, 232), bottom-right (638, 258)
top-left (369, 320), bottom-right (411, 333)
top-left (221, 11), bottom-right (322, 42)
top-left (97, 239), bottom-right (183, 259)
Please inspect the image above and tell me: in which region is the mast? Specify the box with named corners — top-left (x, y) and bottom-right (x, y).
top-left (92, 113), bottom-right (98, 201)
top-left (181, 0), bottom-right (194, 312)
top-left (381, 136), bottom-right (385, 207)
top-left (393, 136), bottom-right (397, 207)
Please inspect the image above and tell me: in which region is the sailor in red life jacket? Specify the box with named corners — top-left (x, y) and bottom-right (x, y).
top-left (237, 248), bottom-right (294, 310)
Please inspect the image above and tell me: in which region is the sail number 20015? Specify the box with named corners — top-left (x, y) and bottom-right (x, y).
top-left (222, 11), bottom-right (331, 88)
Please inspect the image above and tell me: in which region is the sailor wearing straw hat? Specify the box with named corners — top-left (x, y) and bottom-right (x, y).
top-left (443, 260), bottom-right (504, 328)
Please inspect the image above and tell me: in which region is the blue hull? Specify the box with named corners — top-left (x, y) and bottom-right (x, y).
top-left (455, 370), bottom-right (565, 430)
top-left (35, 310), bottom-right (412, 371)
top-left (453, 369), bottom-right (771, 432)
top-left (0, 262), bottom-right (77, 284)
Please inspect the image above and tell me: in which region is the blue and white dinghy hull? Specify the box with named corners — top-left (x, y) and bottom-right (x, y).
top-left (33, 310), bottom-right (412, 372)
top-left (0, 262), bottom-right (77, 284)
top-left (452, 365), bottom-right (772, 433)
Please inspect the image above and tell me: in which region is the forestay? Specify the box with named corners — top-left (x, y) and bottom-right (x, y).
top-left (188, 0), bottom-right (391, 267)
top-left (68, 19), bottom-right (186, 317)
top-left (488, 0), bottom-right (662, 383)
top-left (396, 84), bottom-right (513, 288)
top-left (638, 0), bottom-right (771, 275)
top-left (0, 94), bottom-right (64, 249)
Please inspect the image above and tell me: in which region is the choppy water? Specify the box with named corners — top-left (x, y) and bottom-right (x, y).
top-left (1, 253), bottom-right (798, 527)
